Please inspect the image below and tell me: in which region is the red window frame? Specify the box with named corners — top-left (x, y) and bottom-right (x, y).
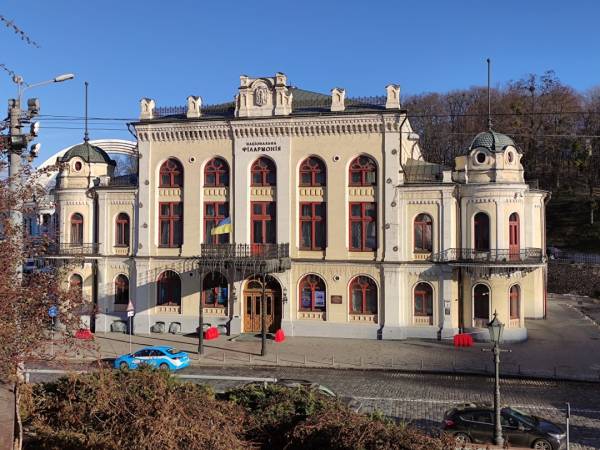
top-left (159, 202), bottom-right (183, 248)
top-left (414, 282), bottom-right (433, 316)
top-left (509, 212), bottom-right (520, 255)
top-left (251, 201), bottom-right (276, 244)
top-left (349, 202), bottom-right (377, 251)
top-left (115, 213), bottom-right (130, 247)
top-left (251, 157), bottom-right (276, 187)
top-left (204, 157), bottom-right (229, 187)
top-left (70, 213), bottom-right (84, 245)
top-left (299, 202), bottom-right (326, 250)
top-left (299, 157), bottom-right (326, 187)
top-left (157, 270), bottom-right (181, 306)
top-left (474, 212), bottom-right (490, 251)
top-left (349, 156), bottom-right (377, 186)
top-left (202, 272), bottom-right (228, 308)
top-left (159, 158), bottom-right (183, 188)
top-left (349, 276), bottom-right (377, 314)
top-left (414, 213), bottom-right (433, 252)
top-left (115, 274), bottom-right (129, 305)
top-left (298, 274), bottom-right (326, 312)
top-left (204, 202), bottom-right (229, 244)
top-left (510, 285), bottom-right (520, 319)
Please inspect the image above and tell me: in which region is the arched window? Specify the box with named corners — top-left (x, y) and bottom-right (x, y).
top-left (70, 213), bottom-right (84, 245)
top-left (299, 157), bottom-right (326, 187)
top-left (204, 158), bottom-right (229, 187)
top-left (414, 214), bottom-right (433, 252)
top-left (251, 157), bottom-right (276, 187)
top-left (299, 274), bottom-right (326, 312)
top-left (203, 272), bottom-right (228, 308)
top-left (115, 274), bottom-right (129, 305)
top-left (510, 285), bottom-right (520, 320)
top-left (349, 156), bottom-right (377, 186)
top-left (69, 274), bottom-right (83, 295)
top-left (414, 283), bottom-right (433, 317)
top-left (474, 213), bottom-right (490, 251)
top-left (509, 213), bottom-right (520, 258)
top-left (157, 270), bottom-right (181, 306)
top-left (159, 158), bottom-right (183, 187)
top-left (473, 284), bottom-right (490, 322)
top-left (349, 276), bottom-right (377, 315)
top-left (115, 213), bottom-right (130, 247)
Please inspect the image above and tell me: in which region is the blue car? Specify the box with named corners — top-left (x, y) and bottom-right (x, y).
top-left (114, 346), bottom-right (190, 371)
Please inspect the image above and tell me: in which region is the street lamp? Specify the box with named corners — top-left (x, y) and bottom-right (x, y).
top-left (487, 310), bottom-right (505, 446)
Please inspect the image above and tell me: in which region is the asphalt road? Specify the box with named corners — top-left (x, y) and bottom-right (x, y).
top-left (26, 364), bottom-right (600, 449)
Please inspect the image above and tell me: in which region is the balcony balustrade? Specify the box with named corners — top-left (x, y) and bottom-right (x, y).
top-left (431, 248), bottom-right (543, 265)
top-left (47, 242), bottom-right (99, 256)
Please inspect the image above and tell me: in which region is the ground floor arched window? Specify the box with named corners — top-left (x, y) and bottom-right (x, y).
top-left (203, 272), bottom-right (228, 308)
top-left (414, 282), bottom-right (433, 317)
top-left (115, 274), bottom-right (129, 305)
top-left (509, 285), bottom-right (520, 319)
top-left (349, 276), bottom-right (377, 315)
top-left (473, 283), bottom-right (490, 324)
top-left (157, 270), bottom-right (181, 306)
top-left (299, 274), bottom-right (326, 312)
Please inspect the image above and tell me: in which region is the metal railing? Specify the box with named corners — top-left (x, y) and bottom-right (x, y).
top-left (48, 242), bottom-right (99, 256)
top-left (200, 243), bottom-right (289, 260)
top-left (431, 248), bottom-right (543, 264)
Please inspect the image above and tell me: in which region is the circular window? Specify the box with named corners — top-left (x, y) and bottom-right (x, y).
top-left (507, 151), bottom-right (514, 163)
top-left (475, 152), bottom-right (486, 164)
top-left (74, 161), bottom-right (82, 171)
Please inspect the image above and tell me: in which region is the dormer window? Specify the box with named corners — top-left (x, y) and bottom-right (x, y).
top-left (507, 151), bottom-right (514, 163)
top-left (74, 161), bottom-right (82, 171)
top-left (475, 152), bottom-right (486, 164)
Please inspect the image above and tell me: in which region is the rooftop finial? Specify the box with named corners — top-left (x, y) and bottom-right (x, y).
top-left (487, 58), bottom-right (492, 131)
top-left (84, 81), bottom-right (89, 143)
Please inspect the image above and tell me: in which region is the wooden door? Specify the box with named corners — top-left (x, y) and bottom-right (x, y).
top-left (243, 292), bottom-right (275, 333)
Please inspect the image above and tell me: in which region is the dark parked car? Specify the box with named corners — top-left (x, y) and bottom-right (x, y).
top-left (442, 403), bottom-right (566, 450)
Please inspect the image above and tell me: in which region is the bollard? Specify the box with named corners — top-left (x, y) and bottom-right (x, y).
top-left (304, 354), bottom-right (307, 365)
top-left (420, 359), bottom-right (424, 371)
top-left (276, 353), bottom-right (279, 365)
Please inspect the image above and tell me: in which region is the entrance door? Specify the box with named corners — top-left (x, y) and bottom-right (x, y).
top-left (509, 213), bottom-right (520, 260)
top-left (243, 277), bottom-right (281, 333)
top-left (473, 284), bottom-right (490, 328)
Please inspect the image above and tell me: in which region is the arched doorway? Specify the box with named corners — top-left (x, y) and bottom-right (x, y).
top-left (473, 283), bottom-right (490, 328)
top-left (509, 213), bottom-right (520, 259)
top-left (243, 275), bottom-right (282, 333)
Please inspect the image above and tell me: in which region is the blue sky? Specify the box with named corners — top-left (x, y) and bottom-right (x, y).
top-left (2, 0), bottom-right (599, 164)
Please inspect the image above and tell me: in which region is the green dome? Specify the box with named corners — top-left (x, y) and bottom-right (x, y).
top-left (60, 142), bottom-right (116, 165)
top-left (469, 130), bottom-right (517, 153)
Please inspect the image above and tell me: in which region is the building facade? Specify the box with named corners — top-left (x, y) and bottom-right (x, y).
top-left (46, 73), bottom-right (548, 341)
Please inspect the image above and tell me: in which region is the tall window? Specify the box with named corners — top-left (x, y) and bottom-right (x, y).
top-left (474, 212), bottom-right (490, 251)
top-left (70, 213), bottom-right (84, 245)
top-left (115, 274), bottom-right (129, 305)
top-left (414, 214), bottom-right (433, 252)
top-left (251, 202), bottom-right (276, 244)
top-left (159, 158), bottom-right (183, 187)
top-left (473, 284), bottom-right (490, 321)
top-left (299, 274), bottom-right (326, 312)
top-left (510, 285), bottom-right (520, 320)
top-left (509, 213), bottom-right (520, 256)
top-left (159, 202), bottom-right (183, 247)
top-left (299, 157), bottom-right (326, 186)
top-left (349, 155), bottom-right (377, 186)
top-left (157, 270), bottom-right (181, 306)
top-left (414, 282), bottom-right (433, 317)
top-left (300, 202), bottom-right (326, 250)
top-left (204, 157), bottom-right (229, 187)
top-left (115, 213), bottom-right (130, 246)
top-left (251, 157), bottom-right (276, 187)
top-left (349, 202), bottom-right (377, 251)
top-left (69, 274), bottom-right (83, 293)
top-left (349, 276), bottom-right (377, 315)
top-left (204, 202), bottom-right (229, 244)
top-left (203, 272), bottom-right (228, 308)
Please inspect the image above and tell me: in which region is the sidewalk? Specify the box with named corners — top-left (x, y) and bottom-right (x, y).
top-left (63, 295), bottom-right (600, 382)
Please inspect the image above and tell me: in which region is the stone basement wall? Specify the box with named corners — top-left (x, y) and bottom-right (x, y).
top-left (548, 261), bottom-right (600, 298)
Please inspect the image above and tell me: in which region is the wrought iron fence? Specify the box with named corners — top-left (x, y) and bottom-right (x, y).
top-left (200, 243), bottom-right (289, 260)
top-left (431, 248), bottom-right (543, 264)
top-left (48, 243), bottom-right (99, 256)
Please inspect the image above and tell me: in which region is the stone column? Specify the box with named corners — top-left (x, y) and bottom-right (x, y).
top-left (132, 259), bottom-right (151, 335)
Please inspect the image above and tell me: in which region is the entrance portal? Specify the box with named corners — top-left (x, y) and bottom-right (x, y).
top-left (243, 275), bottom-right (281, 333)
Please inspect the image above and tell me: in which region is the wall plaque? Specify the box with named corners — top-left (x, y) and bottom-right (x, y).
top-left (331, 295), bottom-right (342, 305)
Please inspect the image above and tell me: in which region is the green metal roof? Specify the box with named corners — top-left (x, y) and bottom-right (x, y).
top-left (469, 130), bottom-right (517, 153)
top-left (60, 142), bottom-right (116, 165)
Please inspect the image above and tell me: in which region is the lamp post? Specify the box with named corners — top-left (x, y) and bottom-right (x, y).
top-left (487, 310), bottom-right (505, 446)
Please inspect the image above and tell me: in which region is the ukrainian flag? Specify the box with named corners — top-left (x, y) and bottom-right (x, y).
top-left (211, 217), bottom-right (232, 235)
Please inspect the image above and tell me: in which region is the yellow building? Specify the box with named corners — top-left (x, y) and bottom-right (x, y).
top-left (48, 73), bottom-right (547, 341)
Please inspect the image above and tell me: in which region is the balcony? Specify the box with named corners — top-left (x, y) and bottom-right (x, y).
top-left (431, 248), bottom-right (544, 265)
top-left (47, 243), bottom-right (99, 256)
top-left (199, 243), bottom-right (291, 272)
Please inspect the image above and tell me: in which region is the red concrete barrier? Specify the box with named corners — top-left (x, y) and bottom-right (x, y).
top-left (453, 333), bottom-right (473, 347)
top-left (274, 329), bottom-right (285, 343)
top-left (203, 326), bottom-right (219, 340)
top-left (75, 328), bottom-right (94, 340)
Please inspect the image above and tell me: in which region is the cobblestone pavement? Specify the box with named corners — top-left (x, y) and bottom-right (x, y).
top-left (27, 366), bottom-right (600, 449)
